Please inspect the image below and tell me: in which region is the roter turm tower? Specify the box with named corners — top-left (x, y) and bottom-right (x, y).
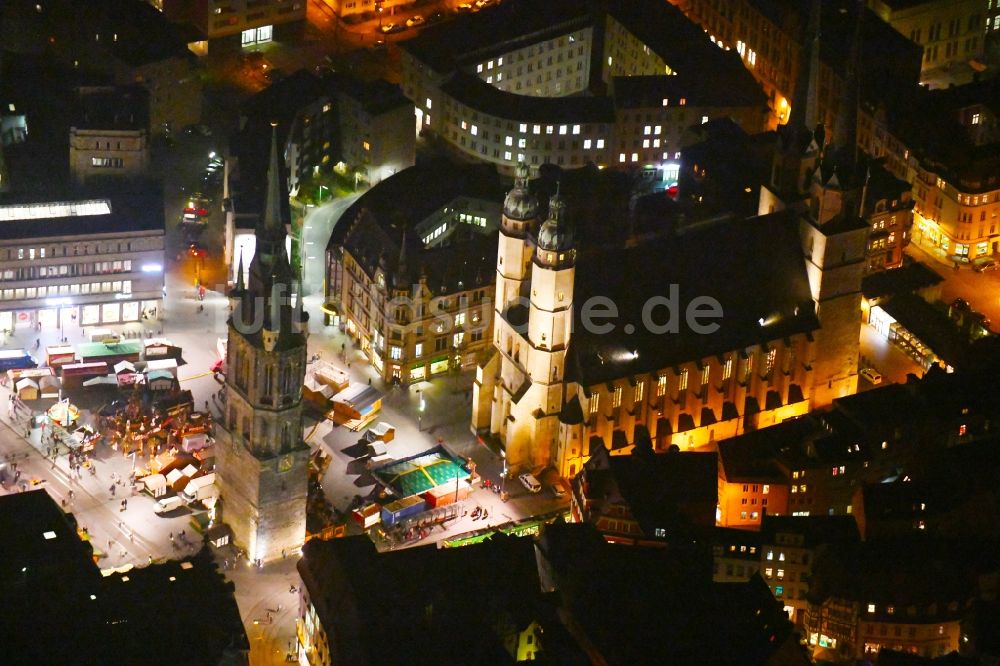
top-left (216, 125), bottom-right (310, 563)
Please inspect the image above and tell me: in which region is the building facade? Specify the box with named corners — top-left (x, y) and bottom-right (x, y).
top-left (868, 0), bottom-right (986, 81)
top-left (0, 194), bottom-right (164, 334)
top-left (400, 0), bottom-right (769, 177)
top-left (69, 86), bottom-right (150, 185)
top-left (675, 0), bottom-right (922, 135)
top-left (162, 0), bottom-right (306, 44)
top-left (215, 130), bottom-right (309, 564)
top-left (324, 161), bottom-right (502, 384)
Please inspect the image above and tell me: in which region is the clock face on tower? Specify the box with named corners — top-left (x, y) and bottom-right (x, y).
top-left (279, 454), bottom-right (293, 473)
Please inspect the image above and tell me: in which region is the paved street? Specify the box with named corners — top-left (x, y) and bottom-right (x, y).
top-left (906, 242), bottom-right (1000, 326)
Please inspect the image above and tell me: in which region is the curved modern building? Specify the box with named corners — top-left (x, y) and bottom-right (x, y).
top-left (400, 0), bottom-right (768, 179)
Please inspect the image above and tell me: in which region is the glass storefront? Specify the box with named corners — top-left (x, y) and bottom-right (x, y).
top-left (430, 357), bottom-right (449, 375)
top-left (410, 365), bottom-right (426, 381)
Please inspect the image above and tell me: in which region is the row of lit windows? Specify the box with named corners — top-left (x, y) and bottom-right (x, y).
top-left (0, 260), bottom-right (133, 282)
top-left (0, 280), bottom-right (131, 301)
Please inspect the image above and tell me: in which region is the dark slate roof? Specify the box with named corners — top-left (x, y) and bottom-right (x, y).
top-left (559, 393), bottom-right (584, 425)
top-left (718, 436), bottom-right (792, 484)
top-left (0, 490), bottom-right (98, 587)
top-left (337, 76), bottom-right (411, 115)
top-left (73, 84), bottom-right (149, 131)
top-left (298, 534), bottom-right (541, 665)
top-left (607, 450), bottom-right (718, 531)
top-left (879, 292), bottom-right (971, 366)
top-left (330, 159), bottom-right (506, 294)
top-left (440, 71), bottom-right (615, 124)
top-left (399, 0), bottom-right (594, 73)
top-left (861, 261), bottom-right (942, 300)
top-left (0, 189), bottom-right (165, 240)
top-left (537, 523), bottom-right (797, 664)
top-left (613, 74), bottom-right (766, 111)
top-left (565, 210), bottom-right (819, 386)
top-left (759, 515), bottom-right (860, 548)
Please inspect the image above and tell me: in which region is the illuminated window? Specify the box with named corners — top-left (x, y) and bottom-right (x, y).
top-left (596, 139), bottom-right (604, 149)
top-left (487, 60), bottom-right (493, 69)
top-left (887, 606), bottom-right (895, 615)
top-left (778, 552), bottom-right (785, 561)
top-left (477, 64), bottom-right (483, 73)
top-left (584, 139), bottom-right (592, 149)
top-left (972, 113), bottom-right (980, 125)
top-left (572, 125), bottom-right (580, 134)
top-left (362, 141), bottom-right (370, 151)
top-left (533, 125), bottom-right (541, 134)
top-left (642, 139), bottom-right (650, 148)
top-left (611, 385), bottom-right (622, 408)
top-left (868, 604), bottom-right (876, 613)
top-left (654, 125), bottom-right (662, 134)
top-left (633, 381), bottom-right (644, 403)
top-left (679, 369), bottom-right (688, 390)
top-left (763, 484), bottom-right (769, 494)
top-left (559, 125), bottom-right (567, 135)
top-left (644, 125), bottom-right (651, 135)
top-left (656, 374), bottom-right (667, 396)
top-left (767, 551), bottom-right (773, 560)
top-left (415, 343), bottom-right (423, 357)
top-left (776, 569), bottom-right (784, 579)
top-left (546, 125), bottom-right (554, 134)
top-left (679, 98), bottom-right (687, 105)
top-left (390, 346), bottom-right (402, 360)
top-left (702, 116), bottom-right (709, 124)
top-left (520, 123), bottom-right (527, 132)
top-left (723, 356), bottom-right (733, 380)
top-left (619, 153), bottom-right (626, 163)
top-left (631, 153), bottom-right (638, 162)
top-left (497, 57), bottom-right (503, 66)
top-left (470, 125), bottom-right (478, 136)
top-left (504, 151), bottom-right (512, 160)
top-left (589, 394), bottom-right (599, 414)
top-left (765, 567), bottom-right (773, 578)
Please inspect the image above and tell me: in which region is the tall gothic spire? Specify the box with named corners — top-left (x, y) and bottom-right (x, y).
top-left (235, 250), bottom-right (245, 292)
top-left (833, 0), bottom-right (865, 163)
top-left (788, 0), bottom-right (821, 134)
top-left (262, 123), bottom-right (283, 233)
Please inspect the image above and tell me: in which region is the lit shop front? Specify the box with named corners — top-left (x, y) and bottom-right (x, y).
top-left (0, 297), bottom-right (161, 333)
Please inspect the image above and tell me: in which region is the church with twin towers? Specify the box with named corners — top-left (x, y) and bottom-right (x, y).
top-left (472, 0), bottom-right (880, 483)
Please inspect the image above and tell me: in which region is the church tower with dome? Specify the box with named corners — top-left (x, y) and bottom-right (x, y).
top-left (472, 164), bottom-right (576, 474)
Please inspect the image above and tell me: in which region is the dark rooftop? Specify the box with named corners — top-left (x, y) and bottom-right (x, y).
top-left (759, 514), bottom-right (860, 548)
top-left (613, 73), bottom-right (767, 112)
top-left (73, 84), bottom-right (149, 132)
top-left (0, 491), bottom-right (247, 664)
top-left (565, 209), bottom-right (818, 386)
top-left (330, 159), bottom-right (507, 294)
top-left (880, 292), bottom-right (972, 367)
top-left (0, 187), bottom-right (165, 240)
top-left (298, 534), bottom-right (540, 665)
top-left (861, 261), bottom-right (943, 300)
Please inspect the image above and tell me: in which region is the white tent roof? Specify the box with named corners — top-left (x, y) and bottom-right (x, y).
top-left (165, 469), bottom-right (185, 484)
top-left (180, 464), bottom-right (198, 478)
top-left (143, 474), bottom-right (167, 490)
top-left (14, 377), bottom-right (38, 391)
top-left (114, 360), bottom-right (136, 374)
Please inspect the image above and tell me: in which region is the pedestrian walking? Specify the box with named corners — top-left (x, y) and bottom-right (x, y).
top-left (169, 532), bottom-right (174, 543)
top-left (109, 484), bottom-right (116, 497)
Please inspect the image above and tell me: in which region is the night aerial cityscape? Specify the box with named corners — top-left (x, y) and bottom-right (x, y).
top-left (1, 0), bottom-right (1000, 664)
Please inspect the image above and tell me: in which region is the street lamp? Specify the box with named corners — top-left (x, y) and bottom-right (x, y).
top-left (317, 184), bottom-right (328, 203)
top-left (377, 2), bottom-right (384, 32)
top-left (417, 390), bottom-right (425, 432)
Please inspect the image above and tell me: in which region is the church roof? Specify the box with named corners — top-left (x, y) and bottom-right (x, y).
top-left (565, 210), bottom-right (818, 386)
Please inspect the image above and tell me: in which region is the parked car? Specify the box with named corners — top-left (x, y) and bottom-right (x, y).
top-left (518, 472), bottom-right (542, 493)
top-left (859, 367), bottom-right (882, 385)
top-left (973, 257), bottom-right (998, 272)
top-left (550, 483), bottom-right (566, 499)
top-left (406, 15), bottom-right (425, 27)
